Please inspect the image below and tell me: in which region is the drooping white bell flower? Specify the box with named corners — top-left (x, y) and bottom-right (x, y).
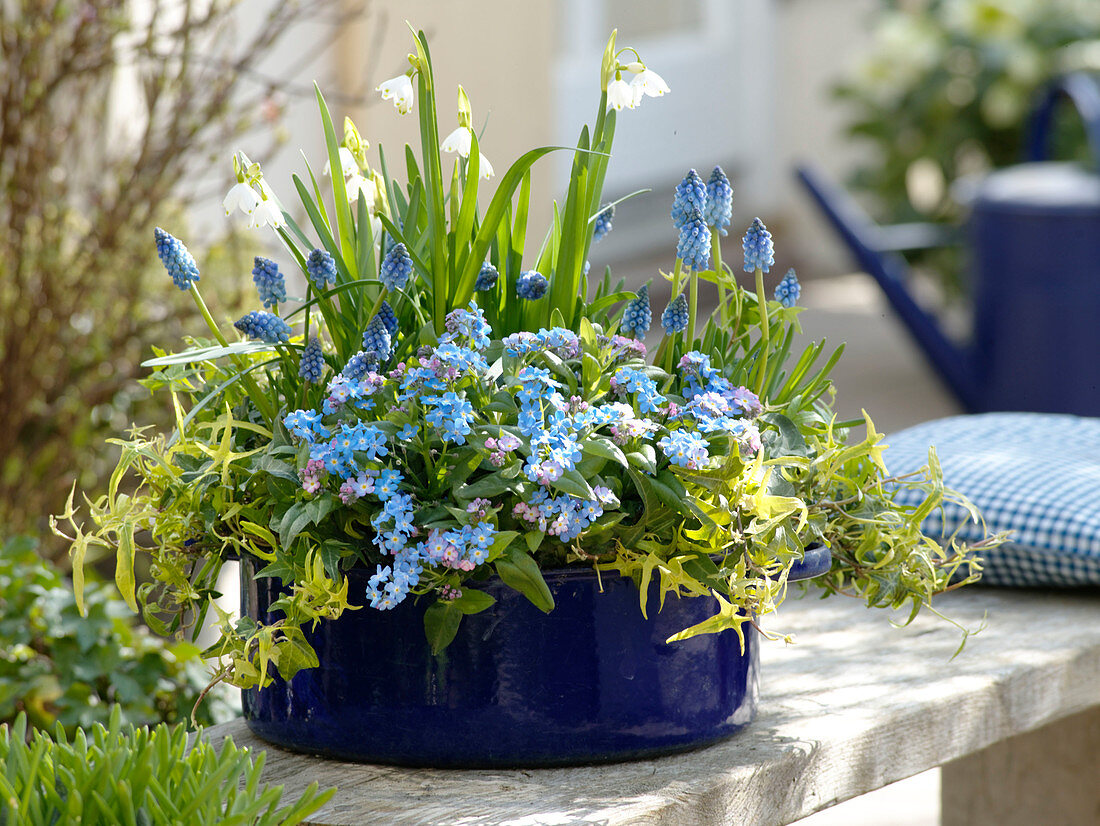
top-left (478, 152), bottom-right (494, 180)
top-left (223, 181), bottom-right (259, 216)
top-left (440, 126), bottom-right (473, 157)
top-left (631, 68), bottom-right (670, 99)
top-left (249, 198), bottom-right (285, 230)
top-left (346, 173), bottom-right (377, 209)
top-left (607, 78), bottom-right (636, 111)
top-left (377, 74), bottom-right (415, 114)
top-left (323, 147), bottom-right (358, 179)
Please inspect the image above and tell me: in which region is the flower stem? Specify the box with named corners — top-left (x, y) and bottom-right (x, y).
top-left (753, 267), bottom-right (770, 395)
top-left (711, 232), bottom-right (727, 327)
top-left (188, 284), bottom-right (276, 424)
top-left (687, 269), bottom-right (699, 348)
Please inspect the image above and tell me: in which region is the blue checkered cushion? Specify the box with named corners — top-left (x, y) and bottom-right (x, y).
top-left (885, 413), bottom-right (1100, 586)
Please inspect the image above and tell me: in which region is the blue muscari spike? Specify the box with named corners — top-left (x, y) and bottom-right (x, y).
top-left (252, 256), bottom-right (286, 309)
top-left (671, 169), bottom-right (706, 230)
top-left (377, 300), bottom-right (399, 335)
top-left (342, 350), bottom-right (375, 379)
top-left (380, 242), bottom-right (413, 292)
top-left (704, 167), bottom-right (732, 236)
top-left (742, 217), bottom-right (774, 273)
top-left (676, 209), bottom-right (711, 272)
top-left (475, 262), bottom-right (499, 291)
top-left (621, 284), bottom-right (652, 338)
top-left (154, 227), bottom-right (200, 290)
top-left (661, 293), bottom-right (689, 335)
top-left (593, 204), bottom-right (615, 243)
top-left (234, 311), bottom-right (291, 343)
top-left (362, 314), bottom-right (392, 361)
top-left (306, 248), bottom-right (337, 289)
top-left (298, 336), bottom-right (325, 383)
top-left (774, 268), bottom-right (801, 308)
top-left (516, 270), bottom-right (548, 300)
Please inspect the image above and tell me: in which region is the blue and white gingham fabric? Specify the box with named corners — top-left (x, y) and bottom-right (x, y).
top-left (884, 413), bottom-right (1100, 587)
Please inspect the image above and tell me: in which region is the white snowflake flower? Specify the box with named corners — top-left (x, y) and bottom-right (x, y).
top-left (631, 68), bottom-right (670, 99)
top-left (377, 74), bottom-right (415, 114)
top-left (324, 147), bottom-right (358, 179)
top-left (440, 126), bottom-right (473, 157)
top-left (478, 152), bottom-right (494, 180)
top-left (249, 198), bottom-right (285, 230)
top-left (607, 78), bottom-right (636, 111)
top-left (223, 181), bottom-right (259, 216)
top-left (346, 173), bottom-right (377, 209)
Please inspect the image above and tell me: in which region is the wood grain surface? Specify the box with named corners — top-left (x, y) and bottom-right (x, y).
top-left (199, 587), bottom-right (1100, 825)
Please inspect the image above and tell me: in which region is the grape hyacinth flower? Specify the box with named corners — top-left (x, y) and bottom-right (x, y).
top-left (774, 268), bottom-right (801, 308)
top-left (154, 228), bottom-right (200, 290)
top-left (704, 167), bottom-right (732, 236)
top-left (671, 169), bottom-right (706, 229)
top-left (661, 293), bottom-right (689, 335)
top-left (742, 217), bottom-right (774, 273)
top-left (362, 314), bottom-right (393, 361)
top-left (377, 300), bottom-right (399, 336)
top-left (475, 262), bottom-right (499, 291)
top-left (298, 336), bottom-right (325, 384)
top-left (593, 204), bottom-right (614, 243)
top-left (621, 284), bottom-right (652, 338)
top-left (251, 256), bottom-right (286, 308)
top-left (234, 311), bottom-right (291, 343)
top-left (342, 351), bottom-right (374, 380)
top-left (676, 209), bottom-right (711, 272)
top-left (380, 242), bottom-right (413, 292)
top-left (516, 270), bottom-right (548, 300)
top-left (377, 73), bottom-right (414, 114)
top-left (306, 248), bottom-right (337, 290)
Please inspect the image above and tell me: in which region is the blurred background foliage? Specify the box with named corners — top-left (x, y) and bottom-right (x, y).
top-left (834, 0), bottom-right (1100, 296)
top-left (0, 0), bottom-right (361, 562)
top-left (0, 535), bottom-right (234, 733)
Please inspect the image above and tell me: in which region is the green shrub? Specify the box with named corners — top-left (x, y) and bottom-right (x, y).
top-left (0, 536), bottom-right (232, 733)
top-left (0, 708), bottom-right (332, 825)
top-left (835, 0), bottom-right (1100, 295)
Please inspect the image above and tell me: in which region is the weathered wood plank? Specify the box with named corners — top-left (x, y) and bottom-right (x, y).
top-left (941, 705), bottom-right (1100, 826)
top-left (200, 588), bottom-right (1100, 825)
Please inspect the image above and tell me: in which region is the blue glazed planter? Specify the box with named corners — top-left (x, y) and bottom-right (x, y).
top-left (241, 545), bottom-right (830, 767)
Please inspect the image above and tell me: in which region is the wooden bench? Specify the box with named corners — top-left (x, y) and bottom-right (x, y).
top-left (201, 588), bottom-right (1100, 825)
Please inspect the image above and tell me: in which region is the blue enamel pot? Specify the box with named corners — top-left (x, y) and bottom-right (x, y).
top-left (240, 544), bottom-right (831, 767)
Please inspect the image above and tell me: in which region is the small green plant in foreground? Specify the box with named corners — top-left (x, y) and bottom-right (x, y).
top-left (0, 536), bottom-right (232, 734)
top-left (0, 707), bottom-right (332, 826)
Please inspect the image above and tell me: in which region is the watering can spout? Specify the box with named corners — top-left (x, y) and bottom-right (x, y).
top-left (796, 164), bottom-right (978, 411)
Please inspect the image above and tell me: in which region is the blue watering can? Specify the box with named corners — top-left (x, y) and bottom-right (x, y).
top-left (798, 73), bottom-right (1100, 416)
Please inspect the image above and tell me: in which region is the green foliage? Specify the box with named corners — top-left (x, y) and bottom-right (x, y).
top-left (52, 27), bottom-right (1004, 704)
top-left (835, 0), bottom-right (1100, 294)
top-left (0, 707), bottom-right (332, 825)
top-left (0, 536), bottom-right (232, 734)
